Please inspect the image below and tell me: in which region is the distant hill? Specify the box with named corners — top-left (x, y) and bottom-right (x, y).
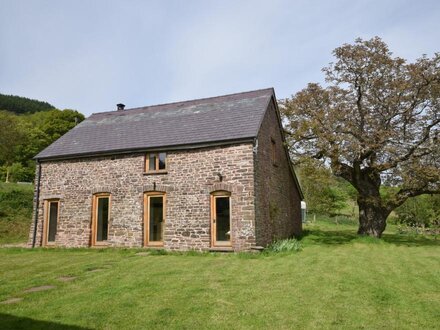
top-left (0, 93), bottom-right (56, 115)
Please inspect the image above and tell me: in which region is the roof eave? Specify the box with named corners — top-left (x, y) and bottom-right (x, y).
top-left (34, 137), bottom-right (256, 162)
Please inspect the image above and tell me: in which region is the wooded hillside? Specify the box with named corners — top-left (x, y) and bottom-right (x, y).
top-left (0, 94), bottom-right (84, 182)
top-left (0, 94), bottom-right (56, 114)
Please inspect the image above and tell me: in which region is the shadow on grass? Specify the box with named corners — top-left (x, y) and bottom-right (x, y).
top-left (300, 227), bottom-right (439, 247)
top-left (381, 233), bottom-right (439, 247)
top-left (0, 313), bottom-right (91, 330)
top-left (299, 228), bottom-right (357, 246)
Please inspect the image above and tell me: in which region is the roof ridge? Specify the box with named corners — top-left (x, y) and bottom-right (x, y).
top-left (91, 87), bottom-right (274, 116)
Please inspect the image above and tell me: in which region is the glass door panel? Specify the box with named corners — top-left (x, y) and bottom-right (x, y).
top-left (47, 201), bottom-right (58, 242)
top-left (212, 195), bottom-right (231, 246)
top-left (149, 196), bottom-right (164, 243)
top-left (96, 197), bottom-right (109, 242)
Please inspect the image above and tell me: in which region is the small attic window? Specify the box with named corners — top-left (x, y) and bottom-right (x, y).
top-left (146, 152), bottom-right (167, 173)
top-left (271, 138), bottom-right (278, 166)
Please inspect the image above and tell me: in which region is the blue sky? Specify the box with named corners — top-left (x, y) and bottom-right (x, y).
top-left (1, 0), bottom-right (439, 116)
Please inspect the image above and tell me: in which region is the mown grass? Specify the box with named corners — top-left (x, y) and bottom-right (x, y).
top-left (0, 218), bottom-right (439, 329)
top-left (0, 183), bottom-right (34, 244)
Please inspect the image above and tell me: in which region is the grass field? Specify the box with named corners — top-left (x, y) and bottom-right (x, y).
top-left (0, 218), bottom-right (438, 329)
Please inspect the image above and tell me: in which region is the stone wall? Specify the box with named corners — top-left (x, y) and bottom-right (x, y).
top-left (254, 100), bottom-right (302, 247)
top-left (28, 143), bottom-right (256, 251)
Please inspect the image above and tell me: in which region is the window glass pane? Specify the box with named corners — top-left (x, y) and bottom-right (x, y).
top-left (149, 154), bottom-right (156, 171)
top-left (215, 197), bottom-right (230, 241)
top-left (149, 196), bottom-right (163, 242)
top-left (97, 197), bottom-right (109, 241)
top-left (48, 202), bottom-right (58, 242)
top-left (158, 152), bottom-right (166, 170)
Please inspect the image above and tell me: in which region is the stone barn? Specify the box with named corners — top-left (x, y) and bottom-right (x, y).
top-left (29, 88), bottom-right (303, 251)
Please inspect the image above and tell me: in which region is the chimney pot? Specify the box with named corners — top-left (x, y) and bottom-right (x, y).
top-left (117, 103), bottom-right (125, 111)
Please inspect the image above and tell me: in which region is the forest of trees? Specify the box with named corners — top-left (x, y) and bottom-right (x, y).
top-left (0, 94), bottom-right (56, 115)
top-left (0, 94), bottom-right (84, 182)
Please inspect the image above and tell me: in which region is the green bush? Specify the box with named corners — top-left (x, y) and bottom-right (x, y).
top-left (296, 159), bottom-right (354, 216)
top-left (0, 183), bottom-right (34, 243)
top-left (0, 163), bottom-right (34, 183)
top-left (395, 195), bottom-right (440, 228)
top-left (267, 238), bottom-right (302, 252)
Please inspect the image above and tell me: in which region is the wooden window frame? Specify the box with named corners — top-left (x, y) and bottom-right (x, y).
top-left (143, 192), bottom-right (166, 247)
top-left (210, 191), bottom-right (232, 247)
top-left (91, 193), bottom-right (111, 247)
top-left (42, 199), bottom-right (60, 247)
top-left (145, 152), bottom-right (167, 174)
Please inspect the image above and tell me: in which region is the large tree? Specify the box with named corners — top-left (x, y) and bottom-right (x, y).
top-left (281, 37), bottom-right (440, 237)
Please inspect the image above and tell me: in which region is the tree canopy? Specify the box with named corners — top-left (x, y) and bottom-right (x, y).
top-left (281, 37), bottom-right (440, 237)
top-left (296, 157), bottom-right (353, 216)
top-left (0, 95), bottom-right (84, 182)
top-left (0, 94), bottom-right (55, 114)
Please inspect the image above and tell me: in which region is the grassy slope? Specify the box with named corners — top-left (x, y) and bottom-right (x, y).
top-left (0, 183), bottom-right (34, 244)
top-left (0, 220), bottom-right (438, 329)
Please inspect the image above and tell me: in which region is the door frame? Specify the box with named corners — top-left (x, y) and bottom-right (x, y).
top-left (91, 193), bottom-right (111, 246)
top-left (42, 199), bottom-right (60, 247)
top-left (144, 191), bottom-right (166, 247)
top-left (210, 191), bottom-right (232, 247)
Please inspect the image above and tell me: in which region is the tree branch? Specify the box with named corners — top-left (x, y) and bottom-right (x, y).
top-left (387, 187), bottom-right (440, 211)
top-left (376, 118), bottom-right (440, 171)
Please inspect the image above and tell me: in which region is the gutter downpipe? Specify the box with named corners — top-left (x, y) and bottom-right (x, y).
top-left (32, 161), bottom-right (42, 248)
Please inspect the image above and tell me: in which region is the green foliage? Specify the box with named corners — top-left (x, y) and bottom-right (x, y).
top-left (296, 158), bottom-right (353, 216)
top-left (0, 111), bottom-right (24, 164)
top-left (0, 104), bottom-right (85, 182)
top-left (28, 109), bottom-right (84, 141)
top-left (321, 186), bottom-right (348, 215)
top-left (0, 93), bottom-right (55, 114)
top-left (0, 163), bottom-right (34, 183)
top-left (395, 195), bottom-right (440, 227)
top-left (0, 183), bottom-right (34, 244)
top-left (282, 37), bottom-right (440, 237)
top-left (267, 238), bottom-right (302, 252)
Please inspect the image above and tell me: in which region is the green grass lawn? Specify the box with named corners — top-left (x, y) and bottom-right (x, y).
top-left (0, 219), bottom-right (439, 329)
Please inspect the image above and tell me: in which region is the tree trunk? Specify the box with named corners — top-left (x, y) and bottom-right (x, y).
top-left (5, 167), bottom-right (9, 183)
top-left (357, 196), bottom-right (390, 238)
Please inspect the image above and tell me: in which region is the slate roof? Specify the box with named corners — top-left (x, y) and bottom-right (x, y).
top-left (35, 88), bottom-right (275, 160)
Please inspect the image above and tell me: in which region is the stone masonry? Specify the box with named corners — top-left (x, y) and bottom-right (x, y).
top-left (28, 97), bottom-right (302, 251)
top-left (254, 101), bottom-right (302, 247)
top-left (29, 144), bottom-right (257, 251)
